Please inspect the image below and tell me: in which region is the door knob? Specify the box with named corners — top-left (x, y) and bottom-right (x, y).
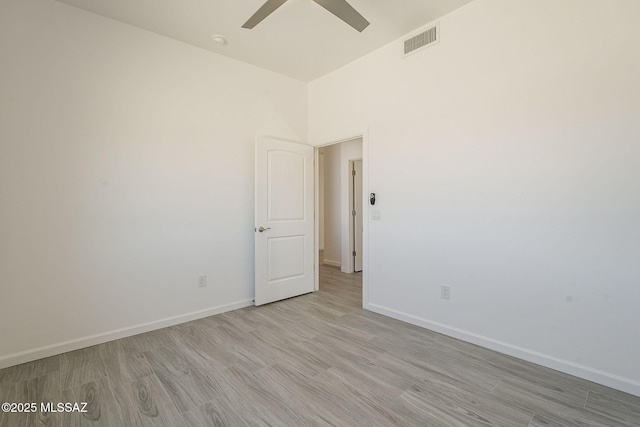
top-left (258, 226), bottom-right (271, 232)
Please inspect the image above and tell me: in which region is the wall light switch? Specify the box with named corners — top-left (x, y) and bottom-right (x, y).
top-left (198, 275), bottom-right (207, 288)
top-left (441, 285), bottom-right (450, 300)
top-left (372, 209), bottom-right (382, 220)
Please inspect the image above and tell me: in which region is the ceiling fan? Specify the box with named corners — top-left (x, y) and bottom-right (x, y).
top-left (242, 0), bottom-right (370, 32)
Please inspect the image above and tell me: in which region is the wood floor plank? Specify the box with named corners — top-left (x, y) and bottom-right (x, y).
top-left (176, 313), bottom-right (228, 332)
top-left (494, 376), bottom-right (589, 413)
top-left (0, 366), bottom-right (14, 393)
top-left (255, 301), bottom-right (310, 324)
top-left (348, 310), bottom-right (439, 345)
top-left (228, 305), bottom-right (298, 333)
top-left (0, 371), bottom-right (61, 427)
top-left (333, 311), bottom-right (416, 341)
top-left (327, 357), bottom-right (413, 397)
top-left (99, 339), bottom-right (153, 386)
top-left (585, 390), bottom-right (640, 425)
top-left (319, 367), bottom-right (448, 426)
top-left (300, 315), bottom-right (376, 343)
top-left (61, 375), bottom-right (125, 427)
top-left (0, 367), bottom-right (16, 427)
top-left (374, 346), bottom-right (502, 393)
top-left (12, 355), bottom-right (60, 384)
top-left (181, 397), bottom-right (251, 427)
top-left (144, 346), bottom-right (222, 413)
top-left (585, 382), bottom-right (640, 409)
top-left (402, 381), bottom-right (534, 426)
top-left (279, 298), bottom-right (345, 324)
top-left (212, 365), bottom-right (309, 426)
top-left (297, 335), bottom-right (381, 374)
top-left (528, 413), bottom-right (570, 426)
top-left (25, 371), bottom-right (61, 427)
top-left (0, 382), bottom-right (18, 427)
top-left (204, 325), bottom-right (277, 371)
top-left (493, 377), bottom-right (633, 427)
top-left (59, 345), bottom-right (106, 391)
top-left (167, 324), bottom-right (242, 371)
top-left (245, 329), bottom-right (331, 378)
top-left (253, 363), bottom-right (376, 426)
top-left (302, 294), bottom-right (357, 317)
top-left (467, 342), bottom-right (605, 406)
top-left (114, 374), bottom-right (185, 427)
top-left (120, 329), bottom-right (175, 355)
top-left (244, 318), bottom-right (317, 348)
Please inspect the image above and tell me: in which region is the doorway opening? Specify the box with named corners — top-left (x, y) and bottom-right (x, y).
top-left (317, 138), bottom-right (363, 298)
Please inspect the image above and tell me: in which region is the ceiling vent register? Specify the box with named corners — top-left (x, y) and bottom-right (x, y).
top-left (403, 23), bottom-right (439, 57)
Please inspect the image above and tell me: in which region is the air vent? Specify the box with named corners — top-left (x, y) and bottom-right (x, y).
top-left (403, 23), bottom-right (439, 57)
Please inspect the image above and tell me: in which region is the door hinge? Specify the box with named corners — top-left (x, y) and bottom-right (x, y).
top-left (352, 251), bottom-right (357, 256)
top-left (352, 170), bottom-right (356, 176)
top-left (352, 210), bottom-right (356, 216)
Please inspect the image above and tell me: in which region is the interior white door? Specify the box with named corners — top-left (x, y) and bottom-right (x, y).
top-left (255, 136), bottom-right (315, 306)
top-left (353, 160), bottom-right (363, 272)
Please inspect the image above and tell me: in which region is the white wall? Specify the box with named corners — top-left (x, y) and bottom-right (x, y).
top-left (309, 0), bottom-right (640, 395)
top-left (320, 144), bottom-right (342, 266)
top-left (0, 0), bottom-right (307, 367)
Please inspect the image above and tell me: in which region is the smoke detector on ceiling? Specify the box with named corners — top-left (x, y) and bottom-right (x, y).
top-left (211, 35), bottom-right (227, 46)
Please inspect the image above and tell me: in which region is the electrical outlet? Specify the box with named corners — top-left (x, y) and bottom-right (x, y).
top-left (441, 285), bottom-right (450, 300)
top-left (198, 275), bottom-right (207, 288)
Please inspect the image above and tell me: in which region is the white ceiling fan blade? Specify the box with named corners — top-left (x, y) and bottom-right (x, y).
top-left (242, 0), bottom-right (289, 29)
top-left (312, 0), bottom-right (369, 32)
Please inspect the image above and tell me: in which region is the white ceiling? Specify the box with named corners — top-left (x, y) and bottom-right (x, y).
top-left (54, 0), bottom-right (474, 82)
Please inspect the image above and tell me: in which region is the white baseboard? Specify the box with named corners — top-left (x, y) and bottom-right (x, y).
top-left (0, 299), bottom-right (254, 370)
top-left (367, 302), bottom-right (640, 398)
top-left (323, 259), bottom-right (341, 267)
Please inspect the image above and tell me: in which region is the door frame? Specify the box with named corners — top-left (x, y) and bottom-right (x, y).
top-left (313, 129), bottom-right (369, 309)
top-left (350, 159), bottom-right (363, 273)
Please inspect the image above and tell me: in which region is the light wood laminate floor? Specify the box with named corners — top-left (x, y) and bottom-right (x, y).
top-left (1, 261), bottom-right (639, 426)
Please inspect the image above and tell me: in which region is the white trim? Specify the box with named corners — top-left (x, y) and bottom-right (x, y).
top-left (361, 130), bottom-right (369, 308)
top-left (322, 259), bottom-right (342, 268)
top-left (314, 148), bottom-right (320, 291)
top-left (367, 303), bottom-right (640, 398)
top-left (348, 159), bottom-right (363, 274)
top-left (312, 129), bottom-right (366, 148)
top-left (343, 156), bottom-right (362, 274)
top-left (0, 299), bottom-right (253, 370)
top-left (348, 160), bottom-right (356, 274)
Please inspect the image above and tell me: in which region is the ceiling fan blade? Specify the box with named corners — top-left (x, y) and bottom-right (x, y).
top-left (242, 0), bottom-right (289, 29)
top-left (312, 0), bottom-right (369, 32)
